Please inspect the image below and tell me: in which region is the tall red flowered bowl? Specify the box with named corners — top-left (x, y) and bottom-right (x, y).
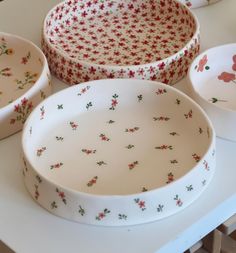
top-left (42, 0), bottom-right (200, 86)
top-left (22, 79), bottom-right (215, 226)
top-left (0, 32), bottom-right (52, 140)
top-left (188, 43), bottom-right (236, 142)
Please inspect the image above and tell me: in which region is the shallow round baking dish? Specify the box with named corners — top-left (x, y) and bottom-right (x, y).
top-left (0, 32), bottom-right (52, 140)
top-left (42, 0), bottom-right (200, 86)
top-left (179, 0), bottom-right (221, 8)
top-left (188, 43), bottom-right (236, 142)
top-left (22, 79), bottom-right (215, 226)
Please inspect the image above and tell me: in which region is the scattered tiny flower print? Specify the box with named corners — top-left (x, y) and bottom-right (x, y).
top-left (99, 133), bottom-right (110, 141)
top-left (86, 101), bottom-right (92, 110)
top-left (128, 161), bottom-right (139, 170)
top-left (107, 119), bottom-right (115, 124)
top-left (96, 209), bottom-right (111, 221)
top-left (125, 127), bottom-right (139, 133)
top-left (97, 161), bottom-right (107, 166)
top-left (126, 144), bottom-right (134, 149)
top-left (0, 38), bottom-right (14, 56)
top-left (70, 121), bottom-right (78, 130)
top-left (109, 94), bottom-right (118, 110)
top-left (78, 205), bottom-right (85, 216)
top-left (36, 175), bottom-right (42, 183)
top-left (184, 109), bottom-right (193, 119)
top-left (155, 145), bottom-right (173, 150)
top-left (56, 136), bottom-right (64, 141)
top-left (137, 94), bottom-right (143, 102)
top-left (34, 184), bottom-right (39, 200)
top-left (203, 160), bottom-right (210, 171)
top-left (10, 97), bottom-right (33, 124)
top-left (36, 147), bottom-right (46, 157)
top-left (50, 162), bottom-right (63, 170)
top-left (175, 98), bottom-right (181, 105)
top-left (153, 116), bottom-right (170, 121)
top-left (192, 153), bottom-right (201, 162)
top-left (134, 198), bottom-right (146, 211)
top-left (170, 159), bottom-right (178, 164)
top-left (57, 104), bottom-right (63, 109)
top-left (56, 188), bottom-right (66, 204)
top-left (218, 72), bottom-right (236, 83)
top-left (0, 67), bottom-right (12, 77)
top-left (169, 132), bottom-right (179, 136)
top-left (174, 195), bottom-right (183, 207)
top-left (157, 204), bottom-right (164, 212)
top-left (142, 187), bottom-right (148, 192)
top-left (15, 71), bottom-right (38, 90)
top-left (166, 172), bottom-right (174, 184)
top-left (186, 185), bottom-right (193, 191)
top-left (209, 97), bottom-right (227, 103)
top-left (196, 55), bottom-right (209, 72)
top-left (21, 51), bottom-right (31, 64)
top-left (118, 214), bottom-right (128, 220)
top-left (87, 176), bottom-right (98, 187)
top-left (156, 88), bottom-right (167, 95)
top-left (40, 106), bottom-right (45, 120)
top-left (77, 86), bottom-right (90, 96)
top-left (51, 201), bottom-right (58, 209)
top-left (81, 149), bottom-right (96, 155)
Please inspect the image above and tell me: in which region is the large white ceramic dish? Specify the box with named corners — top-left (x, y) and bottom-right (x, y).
top-left (179, 0), bottom-right (221, 8)
top-left (0, 32), bottom-right (51, 140)
top-left (188, 43), bottom-right (236, 142)
top-left (22, 79), bottom-right (215, 226)
top-left (42, 0), bottom-right (200, 86)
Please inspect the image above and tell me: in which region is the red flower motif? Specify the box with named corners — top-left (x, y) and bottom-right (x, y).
top-left (218, 72), bottom-right (236, 83)
top-left (111, 99), bottom-right (118, 107)
top-left (138, 201), bottom-right (145, 208)
top-left (197, 55), bottom-right (207, 72)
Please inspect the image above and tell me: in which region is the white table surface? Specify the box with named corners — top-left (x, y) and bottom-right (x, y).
top-left (0, 1), bottom-right (236, 252)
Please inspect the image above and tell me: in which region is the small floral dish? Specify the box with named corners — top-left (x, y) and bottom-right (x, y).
top-left (0, 32), bottom-right (51, 140)
top-left (179, 0), bottom-right (221, 8)
top-left (42, 0), bottom-right (200, 86)
top-left (188, 43), bottom-right (236, 142)
top-left (22, 79), bottom-right (215, 226)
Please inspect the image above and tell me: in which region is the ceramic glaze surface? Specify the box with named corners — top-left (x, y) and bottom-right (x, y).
top-left (0, 32), bottom-right (52, 140)
top-left (179, 0), bottom-right (221, 8)
top-left (22, 79), bottom-right (215, 226)
top-left (188, 43), bottom-right (236, 141)
top-left (42, 0), bottom-right (200, 85)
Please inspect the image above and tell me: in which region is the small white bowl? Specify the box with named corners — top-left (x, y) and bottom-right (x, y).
top-left (188, 43), bottom-right (236, 142)
top-left (22, 79), bottom-right (215, 226)
top-left (179, 0), bottom-right (221, 8)
top-left (0, 32), bottom-right (52, 139)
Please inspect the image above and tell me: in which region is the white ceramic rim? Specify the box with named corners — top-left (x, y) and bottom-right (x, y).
top-left (188, 43), bottom-right (236, 114)
top-left (42, 0), bottom-right (200, 70)
top-left (22, 79), bottom-right (215, 201)
top-left (0, 32), bottom-right (49, 114)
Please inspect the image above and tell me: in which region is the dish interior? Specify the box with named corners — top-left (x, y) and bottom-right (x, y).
top-left (190, 44), bottom-right (236, 111)
top-left (45, 0), bottom-right (196, 66)
top-left (23, 80), bottom-right (212, 196)
top-left (0, 34), bottom-right (43, 109)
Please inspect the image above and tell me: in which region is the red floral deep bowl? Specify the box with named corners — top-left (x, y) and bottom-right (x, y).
top-left (0, 32), bottom-right (52, 140)
top-left (188, 43), bottom-right (236, 142)
top-left (42, 0), bottom-right (200, 86)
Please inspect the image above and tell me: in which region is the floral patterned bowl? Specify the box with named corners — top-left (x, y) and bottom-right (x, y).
top-left (188, 43), bottom-right (236, 142)
top-left (0, 32), bottom-right (51, 140)
top-left (179, 0), bottom-right (221, 8)
top-left (22, 79), bottom-right (215, 226)
top-left (42, 0), bottom-right (200, 86)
